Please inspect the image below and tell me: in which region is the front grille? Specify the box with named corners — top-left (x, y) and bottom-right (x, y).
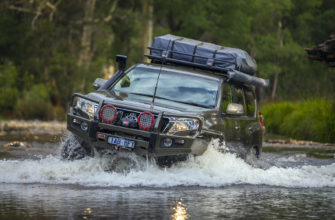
top-left (99, 106), bottom-right (158, 131)
top-left (161, 117), bottom-right (170, 132)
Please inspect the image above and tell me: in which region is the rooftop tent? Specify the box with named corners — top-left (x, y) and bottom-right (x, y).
top-left (146, 34), bottom-right (268, 88)
top-left (149, 34), bottom-right (257, 75)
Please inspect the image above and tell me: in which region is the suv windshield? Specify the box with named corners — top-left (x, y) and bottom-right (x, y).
top-left (112, 67), bottom-right (220, 109)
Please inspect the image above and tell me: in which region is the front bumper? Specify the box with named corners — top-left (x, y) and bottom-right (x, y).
top-left (67, 113), bottom-right (208, 157)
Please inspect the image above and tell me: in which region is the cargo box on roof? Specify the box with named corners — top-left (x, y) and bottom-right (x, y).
top-left (149, 34), bottom-right (257, 75)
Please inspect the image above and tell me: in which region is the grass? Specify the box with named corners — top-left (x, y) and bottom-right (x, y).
top-left (261, 99), bottom-right (335, 143)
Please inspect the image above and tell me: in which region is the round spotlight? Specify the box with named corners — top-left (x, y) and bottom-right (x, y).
top-left (81, 122), bottom-right (88, 132)
top-left (138, 112), bottom-right (155, 130)
top-left (163, 138), bottom-right (173, 147)
top-left (100, 105), bottom-right (117, 123)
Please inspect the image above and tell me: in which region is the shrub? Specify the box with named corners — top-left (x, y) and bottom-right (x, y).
top-left (261, 102), bottom-right (295, 134)
top-left (15, 84), bottom-right (64, 120)
top-left (261, 99), bottom-right (335, 143)
top-left (0, 64), bottom-right (19, 112)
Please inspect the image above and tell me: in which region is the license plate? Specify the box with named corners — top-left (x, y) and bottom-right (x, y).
top-left (108, 137), bottom-right (135, 149)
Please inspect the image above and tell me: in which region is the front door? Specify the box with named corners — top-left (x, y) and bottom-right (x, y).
top-left (221, 83), bottom-right (246, 152)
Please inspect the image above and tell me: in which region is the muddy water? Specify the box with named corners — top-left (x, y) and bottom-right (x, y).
top-left (0, 138), bottom-right (335, 219)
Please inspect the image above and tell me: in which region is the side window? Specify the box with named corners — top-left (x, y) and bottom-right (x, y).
top-left (232, 85), bottom-right (245, 114)
top-left (245, 89), bottom-right (256, 117)
top-left (221, 83), bottom-right (232, 113)
top-left (221, 84), bottom-right (246, 115)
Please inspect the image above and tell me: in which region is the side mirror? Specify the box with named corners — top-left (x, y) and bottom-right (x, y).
top-left (226, 103), bottom-right (244, 115)
top-left (93, 78), bottom-right (107, 90)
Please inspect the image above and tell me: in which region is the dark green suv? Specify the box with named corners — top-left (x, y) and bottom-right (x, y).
top-left (62, 35), bottom-right (268, 165)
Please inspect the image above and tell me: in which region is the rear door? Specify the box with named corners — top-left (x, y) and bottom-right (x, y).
top-left (243, 87), bottom-right (262, 148)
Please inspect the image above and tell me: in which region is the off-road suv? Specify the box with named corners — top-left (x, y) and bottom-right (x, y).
top-left (62, 35), bottom-right (268, 165)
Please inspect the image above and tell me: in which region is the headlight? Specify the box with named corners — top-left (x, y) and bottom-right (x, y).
top-left (164, 118), bottom-right (200, 135)
top-left (73, 97), bottom-right (98, 120)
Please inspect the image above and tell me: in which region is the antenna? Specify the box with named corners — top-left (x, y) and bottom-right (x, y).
top-left (150, 39), bottom-right (173, 110)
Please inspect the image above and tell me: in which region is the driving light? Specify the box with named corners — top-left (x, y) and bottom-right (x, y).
top-left (163, 138), bottom-right (173, 147)
top-left (164, 118), bottom-right (200, 135)
top-left (138, 112), bottom-right (155, 130)
top-left (73, 97), bottom-right (97, 120)
top-left (100, 105), bottom-right (117, 123)
top-left (80, 122), bottom-right (88, 132)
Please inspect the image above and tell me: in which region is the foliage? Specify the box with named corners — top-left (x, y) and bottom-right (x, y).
top-left (0, 64), bottom-right (19, 113)
top-left (153, 0), bottom-right (335, 101)
top-left (15, 84), bottom-right (65, 121)
top-left (261, 100), bottom-right (335, 143)
top-left (0, 0), bottom-right (334, 121)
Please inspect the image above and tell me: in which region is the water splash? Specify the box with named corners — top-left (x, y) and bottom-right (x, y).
top-left (0, 139), bottom-right (334, 188)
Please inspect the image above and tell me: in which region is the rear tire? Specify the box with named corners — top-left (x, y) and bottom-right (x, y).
top-left (61, 134), bottom-right (93, 160)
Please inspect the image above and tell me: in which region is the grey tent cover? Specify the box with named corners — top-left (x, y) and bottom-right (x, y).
top-left (150, 34), bottom-right (257, 75)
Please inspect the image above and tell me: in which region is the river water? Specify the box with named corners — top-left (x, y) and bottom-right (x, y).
top-left (0, 138), bottom-right (335, 219)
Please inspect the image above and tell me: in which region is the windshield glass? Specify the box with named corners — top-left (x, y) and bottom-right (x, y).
top-left (112, 67), bottom-right (220, 110)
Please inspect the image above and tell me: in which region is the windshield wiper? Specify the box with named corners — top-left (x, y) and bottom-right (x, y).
top-left (154, 96), bottom-right (213, 108)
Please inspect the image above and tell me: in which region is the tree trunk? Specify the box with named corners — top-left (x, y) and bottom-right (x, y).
top-left (271, 72), bottom-right (279, 101)
top-left (250, 27), bottom-right (265, 103)
top-left (78, 0), bottom-right (96, 90)
top-left (271, 20), bottom-right (284, 101)
top-left (142, 0), bottom-right (153, 62)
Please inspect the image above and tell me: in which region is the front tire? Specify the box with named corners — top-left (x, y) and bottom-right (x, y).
top-left (245, 146), bottom-right (260, 165)
top-left (156, 155), bottom-right (188, 167)
top-left (61, 134), bottom-right (93, 160)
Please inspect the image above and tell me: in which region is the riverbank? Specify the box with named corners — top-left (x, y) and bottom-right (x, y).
top-left (1, 120), bottom-right (334, 148)
top-left (0, 120), bottom-right (67, 143)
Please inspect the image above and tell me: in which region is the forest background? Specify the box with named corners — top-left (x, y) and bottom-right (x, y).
top-left (0, 0), bottom-right (334, 142)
